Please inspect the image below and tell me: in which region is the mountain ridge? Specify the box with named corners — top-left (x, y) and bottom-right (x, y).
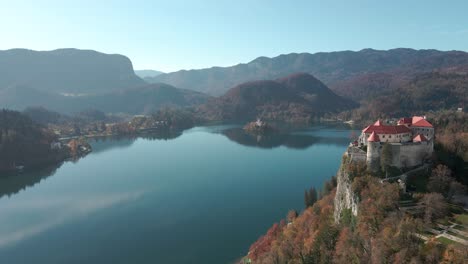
top-left (147, 48), bottom-right (468, 96)
top-left (0, 48), bottom-right (145, 94)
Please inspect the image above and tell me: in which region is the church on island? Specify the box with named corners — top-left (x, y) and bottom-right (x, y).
top-left (350, 116), bottom-right (434, 172)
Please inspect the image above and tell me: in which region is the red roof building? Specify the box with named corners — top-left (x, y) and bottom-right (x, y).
top-left (363, 124), bottom-right (411, 134)
top-left (413, 134), bottom-right (428, 142)
top-left (412, 119), bottom-right (433, 128)
top-left (397, 117), bottom-right (412, 126)
top-left (367, 131), bottom-right (380, 142)
top-left (397, 116), bottom-right (433, 128)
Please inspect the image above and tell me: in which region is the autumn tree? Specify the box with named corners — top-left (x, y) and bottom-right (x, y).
top-left (427, 164), bottom-right (466, 199)
top-left (286, 210), bottom-right (298, 224)
top-left (420, 193), bottom-right (447, 224)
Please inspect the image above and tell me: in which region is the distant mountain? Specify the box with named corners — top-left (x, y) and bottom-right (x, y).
top-left (371, 68), bottom-right (467, 114)
top-left (0, 83), bottom-right (210, 114)
top-left (328, 65), bottom-right (468, 102)
top-left (147, 48), bottom-right (468, 96)
top-left (135, 69), bottom-right (164, 78)
top-left (83, 83), bottom-right (210, 114)
top-left (340, 66), bottom-right (468, 122)
top-left (0, 48), bottom-right (145, 95)
top-left (197, 73), bottom-right (356, 122)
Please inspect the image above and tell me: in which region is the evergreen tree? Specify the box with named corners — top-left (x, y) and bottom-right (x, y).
top-left (304, 187), bottom-right (318, 208)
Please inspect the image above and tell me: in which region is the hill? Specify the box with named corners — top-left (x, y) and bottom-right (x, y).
top-left (196, 73), bottom-right (356, 122)
top-left (135, 69), bottom-right (164, 78)
top-left (0, 48), bottom-right (145, 95)
top-left (0, 83), bottom-right (210, 114)
top-left (147, 48), bottom-right (468, 96)
top-left (0, 110), bottom-right (68, 173)
top-left (338, 67), bottom-right (468, 123)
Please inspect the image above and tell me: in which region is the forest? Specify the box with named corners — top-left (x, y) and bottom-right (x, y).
top-left (244, 160), bottom-right (467, 264)
top-left (0, 109), bottom-right (69, 173)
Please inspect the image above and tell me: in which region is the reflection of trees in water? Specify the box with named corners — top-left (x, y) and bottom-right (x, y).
top-left (140, 130), bottom-right (182, 141)
top-left (221, 128), bottom-right (350, 149)
top-left (0, 131), bottom-right (184, 199)
top-left (89, 131), bottom-right (183, 154)
top-left (0, 163), bottom-right (62, 199)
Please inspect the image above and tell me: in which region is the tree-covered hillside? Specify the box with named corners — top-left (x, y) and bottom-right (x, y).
top-left (244, 162), bottom-right (467, 264)
top-left (0, 110), bottom-right (68, 172)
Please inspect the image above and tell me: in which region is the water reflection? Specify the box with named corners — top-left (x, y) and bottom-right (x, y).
top-left (0, 125), bottom-right (353, 264)
top-left (0, 164), bottom-right (62, 199)
top-left (220, 127), bottom-right (351, 149)
top-left (90, 130), bottom-right (183, 154)
top-left (0, 190), bottom-right (146, 248)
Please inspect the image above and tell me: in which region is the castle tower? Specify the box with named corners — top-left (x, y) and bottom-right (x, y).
top-left (366, 131), bottom-right (381, 172)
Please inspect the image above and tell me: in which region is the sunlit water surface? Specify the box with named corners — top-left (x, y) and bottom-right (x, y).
top-left (0, 125), bottom-right (354, 264)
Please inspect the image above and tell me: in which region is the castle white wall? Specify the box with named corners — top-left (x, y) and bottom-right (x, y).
top-left (390, 142), bottom-right (432, 168)
top-left (360, 132), bottom-right (412, 146)
top-left (378, 133), bottom-right (412, 143)
top-left (411, 127), bottom-right (434, 139)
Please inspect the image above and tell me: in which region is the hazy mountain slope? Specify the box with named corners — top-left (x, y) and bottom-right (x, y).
top-left (135, 69), bottom-right (164, 78)
top-left (0, 83), bottom-right (210, 114)
top-left (83, 83), bottom-right (210, 114)
top-left (197, 73), bottom-right (356, 122)
top-left (0, 48), bottom-right (145, 94)
top-left (148, 48), bottom-right (468, 96)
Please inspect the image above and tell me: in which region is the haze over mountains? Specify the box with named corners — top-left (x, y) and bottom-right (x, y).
top-left (0, 49), bottom-right (207, 114)
top-left (0, 49), bottom-right (144, 94)
top-left (0, 47), bottom-right (467, 117)
top-left (135, 70), bottom-right (164, 79)
top-left (147, 48), bottom-right (468, 97)
top-left (0, 83), bottom-right (209, 114)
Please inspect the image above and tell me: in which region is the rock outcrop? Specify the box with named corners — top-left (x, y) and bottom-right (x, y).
top-left (333, 155), bottom-right (359, 223)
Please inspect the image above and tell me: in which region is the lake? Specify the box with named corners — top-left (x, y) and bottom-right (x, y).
top-left (0, 125), bottom-right (354, 264)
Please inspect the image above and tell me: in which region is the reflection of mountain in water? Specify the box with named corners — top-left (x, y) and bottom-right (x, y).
top-left (89, 131), bottom-right (183, 154)
top-left (0, 132), bottom-right (184, 199)
top-left (221, 127), bottom-right (350, 149)
top-left (0, 164), bottom-right (62, 199)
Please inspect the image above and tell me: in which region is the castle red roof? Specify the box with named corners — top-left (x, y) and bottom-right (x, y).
top-left (397, 116), bottom-right (433, 128)
top-left (412, 118), bottom-right (433, 128)
top-left (413, 134), bottom-right (428, 142)
top-left (373, 119), bottom-right (383, 126)
top-left (397, 117), bottom-right (412, 125)
top-left (363, 124), bottom-right (411, 134)
top-left (412, 116), bottom-right (424, 123)
top-left (367, 131), bottom-right (380, 142)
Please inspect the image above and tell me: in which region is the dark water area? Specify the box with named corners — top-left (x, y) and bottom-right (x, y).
top-left (0, 124), bottom-right (355, 264)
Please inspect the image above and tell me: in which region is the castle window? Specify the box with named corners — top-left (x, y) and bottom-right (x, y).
top-left (389, 135), bottom-right (392, 138)
top-left (382, 135), bottom-right (385, 138)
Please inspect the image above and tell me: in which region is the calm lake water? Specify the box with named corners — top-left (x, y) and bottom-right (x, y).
top-left (0, 125), bottom-right (354, 264)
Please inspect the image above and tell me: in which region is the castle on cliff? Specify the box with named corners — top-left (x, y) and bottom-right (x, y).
top-left (351, 116), bottom-right (434, 171)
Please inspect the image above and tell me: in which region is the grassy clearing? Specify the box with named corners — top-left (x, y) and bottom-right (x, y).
top-left (437, 236), bottom-right (459, 246)
top-left (447, 230), bottom-right (468, 241)
top-left (453, 224), bottom-right (466, 231)
top-left (454, 213), bottom-right (468, 225)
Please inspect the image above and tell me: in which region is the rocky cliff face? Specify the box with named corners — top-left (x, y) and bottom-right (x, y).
top-left (333, 154), bottom-right (359, 223)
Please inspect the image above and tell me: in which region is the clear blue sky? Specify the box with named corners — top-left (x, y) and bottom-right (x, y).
top-left (1, 0), bottom-right (467, 72)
